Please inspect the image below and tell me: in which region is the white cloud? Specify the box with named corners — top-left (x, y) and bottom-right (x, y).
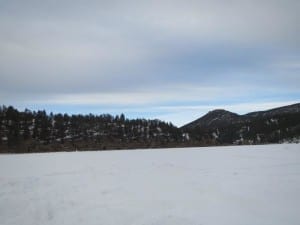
top-left (21, 85), bottom-right (222, 105)
top-left (273, 61), bottom-right (300, 70)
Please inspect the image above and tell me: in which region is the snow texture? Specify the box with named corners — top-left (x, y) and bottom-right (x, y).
top-left (0, 144), bottom-right (300, 225)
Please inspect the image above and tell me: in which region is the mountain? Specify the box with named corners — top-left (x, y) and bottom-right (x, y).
top-left (245, 103), bottom-right (300, 118)
top-left (0, 103), bottom-right (299, 153)
top-left (182, 103), bottom-right (300, 145)
top-left (182, 109), bottom-right (240, 129)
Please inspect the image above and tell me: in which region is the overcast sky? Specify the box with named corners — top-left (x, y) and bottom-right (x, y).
top-left (0, 0), bottom-right (299, 126)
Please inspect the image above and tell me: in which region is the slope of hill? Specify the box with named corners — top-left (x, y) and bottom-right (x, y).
top-left (182, 109), bottom-right (240, 129)
top-left (183, 103), bottom-right (300, 145)
top-left (0, 103), bottom-right (299, 152)
top-left (0, 106), bottom-right (187, 153)
top-left (246, 103), bottom-right (300, 118)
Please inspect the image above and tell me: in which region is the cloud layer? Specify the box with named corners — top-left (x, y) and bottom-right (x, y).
top-left (0, 0), bottom-right (299, 125)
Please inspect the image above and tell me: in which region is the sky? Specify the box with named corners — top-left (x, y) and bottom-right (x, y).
top-left (0, 0), bottom-right (299, 126)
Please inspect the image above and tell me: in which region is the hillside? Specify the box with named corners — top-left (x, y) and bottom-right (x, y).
top-left (182, 103), bottom-right (300, 145)
top-left (182, 109), bottom-right (240, 129)
top-left (0, 103), bottom-right (300, 152)
top-left (0, 106), bottom-right (187, 153)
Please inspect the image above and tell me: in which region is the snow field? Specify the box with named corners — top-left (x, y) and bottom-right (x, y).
top-left (0, 144), bottom-right (300, 225)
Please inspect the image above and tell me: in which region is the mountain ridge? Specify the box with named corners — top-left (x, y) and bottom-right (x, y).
top-left (181, 109), bottom-right (240, 129)
top-left (245, 103), bottom-right (300, 118)
top-left (183, 102), bottom-right (300, 145)
top-left (182, 103), bottom-right (300, 129)
top-left (0, 103), bottom-right (299, 153)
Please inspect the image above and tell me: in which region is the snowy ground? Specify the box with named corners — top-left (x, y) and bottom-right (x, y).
top-left (0, 144), bottom-right (300, 225)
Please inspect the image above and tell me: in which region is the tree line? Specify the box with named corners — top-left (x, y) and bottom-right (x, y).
top-left (0, 106), bottom-right (190, 152)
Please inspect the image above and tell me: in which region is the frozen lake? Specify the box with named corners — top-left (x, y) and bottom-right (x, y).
top-left (0, 144), bottom-right (300, 225)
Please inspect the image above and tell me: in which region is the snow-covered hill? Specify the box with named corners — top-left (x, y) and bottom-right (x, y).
top-left (1, 144), bottom-right (300, 225)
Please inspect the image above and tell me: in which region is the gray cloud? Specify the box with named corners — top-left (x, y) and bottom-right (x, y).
top-left (0, 0), bottom-right (299, 124)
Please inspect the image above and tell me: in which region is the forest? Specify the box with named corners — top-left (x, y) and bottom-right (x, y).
top-left (1, 104), bottom-right (299, 153)
top-left (0, 106), bottom-right (190, 153)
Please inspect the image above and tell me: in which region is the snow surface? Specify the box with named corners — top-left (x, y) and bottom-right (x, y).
top-left (0, 144), bottom-right (300, 225)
